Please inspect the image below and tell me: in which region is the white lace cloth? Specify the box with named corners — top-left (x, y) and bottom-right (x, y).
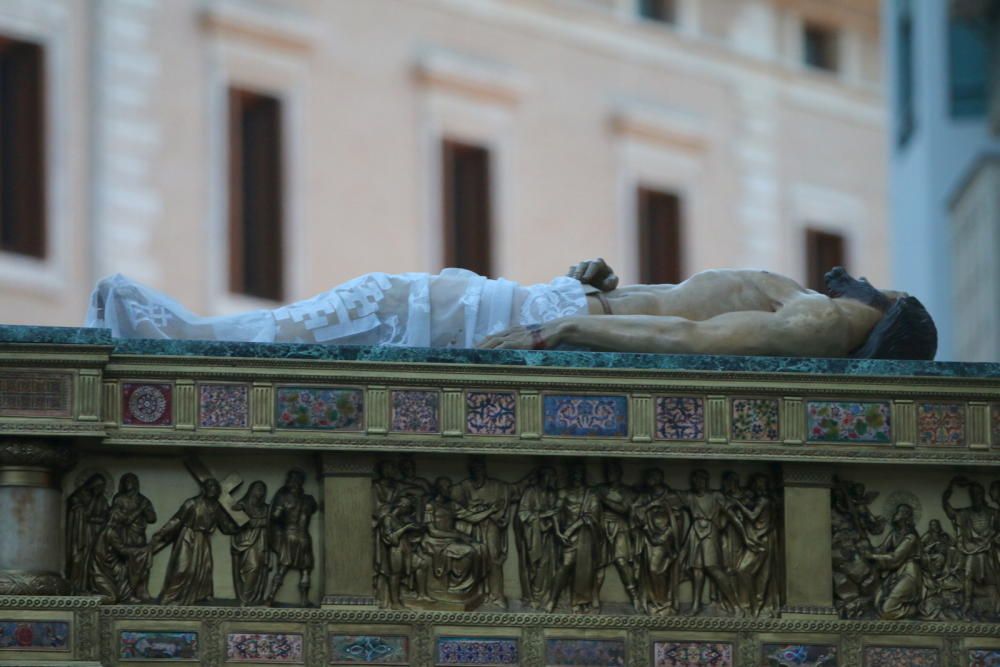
top-left (86, 269), bottom-right (588, 348)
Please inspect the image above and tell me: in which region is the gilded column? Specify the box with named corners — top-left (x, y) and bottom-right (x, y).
top-left (780, 464), bottom-right (836, 616)
top-left (0, 438), bottom-right (76, 594)
top-left (321, 452), bottom-right (375, 605)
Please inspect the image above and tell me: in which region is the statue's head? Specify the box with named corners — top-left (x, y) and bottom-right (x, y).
top-left (119, 472), bottom-right (139, 494)
top-left (468, 457), bottom-right (486, 482)
top-left (892, 503), bottom-right (915, 529)
top-left (395, 495), bottom-right (414, 515)
top-left (603, 460), bottom-right (622, 483)
top-left (721, 471), bottom-right (739, 493)
top-left (85, 473), bottom-right (106, 494)
top-left (248, 480), bottom-right (267, 502)
top-left (928, 519), bottom-right (942, 533)
top-left (690, 469), bottom-right (709, 492)
top-left (749, 473), bottom-right (769, 495)
top-left (203, 478), bottom-right (221, 499)
top-left (567, 460), bottom-right (586, 485)
top-left (824, 267), bottom-right (937, 360)
top-left (286, 468), bottom-right (306, 491)
top-left (642, 468), bottom-right (664, 487)
top-left (536, 466), bottom-right (556, 488)
top-left (434, 476), bottom-right (451, 498)
top-left (398, 457), bottom-right (415, 479)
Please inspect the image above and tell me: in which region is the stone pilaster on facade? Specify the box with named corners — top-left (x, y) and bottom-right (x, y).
top-left (780, 463), bottom-right (836, 616)
top-left (320, 452), bottom-right (376, 606)
top-left (0, 438), bottom-right (76, 595)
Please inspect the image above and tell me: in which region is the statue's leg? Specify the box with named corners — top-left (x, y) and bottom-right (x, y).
top-left (267, 564), bottom-right (289, 604)
top-left (298, 569), bottom-right (311, 606)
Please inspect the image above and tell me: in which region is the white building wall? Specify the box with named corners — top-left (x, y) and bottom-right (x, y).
top-left (0, 0), bottom-right (889, 333)
top-left (884, 0), bottom-right (1000, 361)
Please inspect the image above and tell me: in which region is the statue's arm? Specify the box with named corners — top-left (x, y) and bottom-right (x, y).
top-left (482, 307), bottom-right (847, 356)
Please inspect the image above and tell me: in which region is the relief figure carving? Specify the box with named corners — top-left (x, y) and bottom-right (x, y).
top-left (513, 466), bottom-right (559, 609)
top-left (66, 473), bottom-right (110, 594)
top-left (150, 478), bottom-right (239, 605)
top-left (231, 480), bottom-right (270, 606)
top-left (265, 469), bottom-right (317, 606)
top-left (832, 475), bottom-right (1000, 621)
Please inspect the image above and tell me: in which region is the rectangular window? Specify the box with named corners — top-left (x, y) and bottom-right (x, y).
top-left (948, 11), bottom-right (990, 117)
top-left (802, 22), bottom-right (839, 72)
top-left (638, 188), bottom-right (682, 285)
top-left (896, 0), bottom-right (916, 146)
top-left (638, 0), bottom-right (676, 24)
top-left (228, 88), bottom-right (284, 301)
top-left (442, 140), bottom-right (492, 276)
top-left (0, 36), bottom-right (46, 259)
top-left (805, 229), bottom-right (845, 292)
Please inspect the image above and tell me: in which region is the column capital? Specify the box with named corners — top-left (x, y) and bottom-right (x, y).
top-left (321, 453), bottom-right (375, 478)
top-left (0, 438), bottom-right (76, 471)
top-left (782, 464), bottom-right (834, 488)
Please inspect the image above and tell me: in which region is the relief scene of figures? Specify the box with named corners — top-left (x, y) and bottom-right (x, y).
top-left (373, 457), bottom-right (782, 616)
top-left (64, 464), bottom-right (317, 607)
top-left (833, 475), bottom-right (1000, 622)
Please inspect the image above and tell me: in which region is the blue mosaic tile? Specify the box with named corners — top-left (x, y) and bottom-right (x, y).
top-left (466, 391), bottom-right (517, 435)
top-left (0, 621), bottom-right (69, 651)
top-left (655, 396), bottom-right (705, 440)
top-left (806, 401), bottom-right (891, 443)
top-left (199, 383), bottom-right (249, 428)
top-left (863, 646), bottom-right (939, 666)
top-left (969, 649), bottom-right (1000, 666)
top-left (654, 641), bottom-right (732, 666)
top-left (391, 389), bottom-right (440, 433)
top-left (226, 632), bottom-right (303, 663)
top-left (330, 634), bottom-right (409, 664)
top-left (436, 637), bottom-right (519, 665)
top-left (543, 394), bottom-right (628, 437)
top-left (275, 387), bottom-right (363, 430)
top-left (545, 638), bottom-right (626, 666)
top-left (119, 631), bottom-right (198, 660)
top-left (760, 644), bottom-right (836, 666)
top-left (731, 398), bottom-right (779, 441)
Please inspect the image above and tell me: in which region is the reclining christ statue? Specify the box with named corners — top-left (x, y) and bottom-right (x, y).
top-left (86, 259), bottom-right (937, 360)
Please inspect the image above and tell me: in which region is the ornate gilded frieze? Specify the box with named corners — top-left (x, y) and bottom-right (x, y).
top-left (372, 457), bottom-right (781, 619)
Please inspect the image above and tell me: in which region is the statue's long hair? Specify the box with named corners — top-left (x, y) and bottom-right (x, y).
top-left (849, 295), bottom-right (937, 360)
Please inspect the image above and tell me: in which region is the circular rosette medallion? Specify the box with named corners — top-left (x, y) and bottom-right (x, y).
top-left (128, 385), bottom-right (168, 424)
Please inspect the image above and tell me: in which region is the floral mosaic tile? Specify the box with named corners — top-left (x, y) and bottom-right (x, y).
top-left (122, 382), bottom-right (173, 426)
top-left (436, 637), bottom-right (519, 665)
top-left (863, 646), bottom-right (939, 667)
top-left (329, 634), bottom-right (409, 664)
top-left (119, 631), bottom-right (197, 660)
top-left (992, 403), bottom-right (1000, 447)
top-left (545, 638), bottom-right (626, 666)
top-left (275, 387), bottom-right (363, 430)
top-left (543, 394), bottom-right (628, 437)
top-left (226, 632), bottom-right (303, 663)
top-left (0, 621), bottom-right (69, 651)
top-left (466, 391), bottom-right (517, 435)
top-left (655, 396), bottom-right (705, 441)
top-left (653, 641), bottom-right (733, 666)
top-left (968, 649), bottom-right (1000, 666)
top-left (806, 401), bottom-right (891, 443)
top-left (731, 398), bottom-right (779, 442)
top-left (199, 383), bottom-right (249, 428)
top-left (760, 644), bottom-right (837, 666)
top-left (391, 389), bottom-right (440, 433)
top-left (916, 402), bottom-right (966, 447)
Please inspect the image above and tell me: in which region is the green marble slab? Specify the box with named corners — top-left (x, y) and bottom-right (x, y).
top-left (0, 324), bottom-right (997, 377)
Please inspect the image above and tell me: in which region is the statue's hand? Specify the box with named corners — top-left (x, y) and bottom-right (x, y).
top-left (568, 258), bottom-right (618, 292)
top-left (479, 320), bottom-right (571, 350)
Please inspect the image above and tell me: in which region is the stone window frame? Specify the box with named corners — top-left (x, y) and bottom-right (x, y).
top-left (0, 5), bottom-right (72, 298)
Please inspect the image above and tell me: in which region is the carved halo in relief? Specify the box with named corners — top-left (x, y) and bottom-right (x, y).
top-left (881, 489), bottom-right (922, 524)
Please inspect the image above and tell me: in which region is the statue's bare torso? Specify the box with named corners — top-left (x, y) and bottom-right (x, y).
top-left (481, 263), bottom-right (885, 357)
